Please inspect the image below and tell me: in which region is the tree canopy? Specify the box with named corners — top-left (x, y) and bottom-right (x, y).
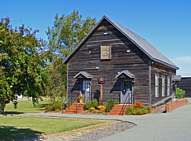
top-left (43, 10), bottom-right (96, 102)
top-left (0, 10), bottom-right (96, 113)
top-left (0, 18), bottom-right (45, 113)
top-left (47, 10), bottom-right (96, 59)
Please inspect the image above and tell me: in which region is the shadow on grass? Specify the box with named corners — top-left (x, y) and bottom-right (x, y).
top-left (2, 111), bottom-right (24, 115)
top-left (0, 126), bottom-right (43, 141)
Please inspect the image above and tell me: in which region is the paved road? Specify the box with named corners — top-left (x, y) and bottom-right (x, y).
top-left (99, 103), bottom-right (191, 141)
top-left (25, 100), bottom-right (191, 141)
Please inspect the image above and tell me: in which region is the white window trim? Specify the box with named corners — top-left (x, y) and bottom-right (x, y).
top-left (155, 73), bottom-right (159, 98)
top-left (167, 76), bottom-right (171, 96)
top-left (162, 75), bottom-right (165, 97)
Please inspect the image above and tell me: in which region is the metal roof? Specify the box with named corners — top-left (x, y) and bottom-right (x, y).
top-left (115, 70), bottom-right (135, 79)
top-left (74, 71), bottom-right (93, 79)
top-left (64, 16), bottom-right (178, 70)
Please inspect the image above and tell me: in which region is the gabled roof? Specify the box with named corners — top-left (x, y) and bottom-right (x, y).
top-left (74, 71), bottom-right (93, 79)
top-left (64, 16), bottom-right (178, 70)
top-left (115, 70), bottom-right (135, 79)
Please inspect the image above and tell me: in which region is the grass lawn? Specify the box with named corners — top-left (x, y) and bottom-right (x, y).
top-left (5, 97), bottom-right (49, 113)
top-left (0, 116), bottom-right (103, 140)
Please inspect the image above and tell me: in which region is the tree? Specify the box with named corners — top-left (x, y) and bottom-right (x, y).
top-left (44, 10), bottom-right (96, 101)
top-left (176, 88), bottom-right (185, 99)
top-left (44, 59), bottom-right (66, 100)
top-left (47, 10), bottom-right (96, 58)
top-left (0, 18), bottom-right (45, 113)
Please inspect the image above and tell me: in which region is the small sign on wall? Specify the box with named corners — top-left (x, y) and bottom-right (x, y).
top-left (100, 45), bottom-right (111, 60)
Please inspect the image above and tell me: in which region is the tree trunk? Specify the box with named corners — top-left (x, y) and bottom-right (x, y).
top-left (0, 102), bottom-right (5, 114)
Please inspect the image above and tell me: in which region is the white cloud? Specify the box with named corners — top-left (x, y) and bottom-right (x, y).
top-left (174, 56), bottom-right (191, 65)
top-left (173, 56), bottom-right (191, 77)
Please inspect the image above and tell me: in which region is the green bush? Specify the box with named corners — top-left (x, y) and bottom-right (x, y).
top-left (84, 99), bottom-right (98, 110)
top-left (176, 88), bottom-right (185, 99)
top-left (126, 106), bottom-right (150, 115)
top-left (45, 98), bottom-right (62, 112)
top-left (105, 99), bottom-right (119, 112)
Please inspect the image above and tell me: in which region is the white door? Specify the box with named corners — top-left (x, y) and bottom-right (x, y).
top-left (82, 80), bottom-right (91, 102)
top-left (120, 80), bottom-right (132, 104)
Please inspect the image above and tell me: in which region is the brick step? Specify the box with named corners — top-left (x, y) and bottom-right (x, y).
top-left (65, 108), bottom-right (83, 111)
top-left (65, 108), bottom-right (82, 111)
top-left (64, 110), bottom-right (83, 114)
top-left (65, 109), bottom-right (83, 111)
top-left (66, 109), bottom-right (82, 112)
top-left (64, 103), bottom-right (84, 114)
top-left (109, 104), bottom-right (130, 115)
top-left (65, 110), bottom-right (84, 112)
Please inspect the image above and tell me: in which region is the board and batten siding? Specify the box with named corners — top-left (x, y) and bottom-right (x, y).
top-left (67, 20), bottom-right (151, 105)
top-left (151, 64), bottom-right (176, 104)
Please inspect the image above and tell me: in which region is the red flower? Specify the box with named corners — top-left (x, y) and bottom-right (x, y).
top-left (133, 101), bottom-right (144, 107)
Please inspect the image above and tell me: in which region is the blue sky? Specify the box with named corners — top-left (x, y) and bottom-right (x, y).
top-left (0, 0), bottom-right (191, 76)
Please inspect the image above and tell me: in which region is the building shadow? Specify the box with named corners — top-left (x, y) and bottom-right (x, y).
top-left (0, 125), bottom-right (43, 141)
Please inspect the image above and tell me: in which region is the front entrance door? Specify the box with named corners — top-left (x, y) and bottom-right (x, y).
top-left (120, 80), bottom-right (133, 104)
top-left (82, 80), bottom-right (91, 102)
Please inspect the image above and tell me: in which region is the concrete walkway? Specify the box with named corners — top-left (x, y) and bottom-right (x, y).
top-left (99, 103), bottom-right (191, 141)
top-left (25, 101), bottom-right (191, 141)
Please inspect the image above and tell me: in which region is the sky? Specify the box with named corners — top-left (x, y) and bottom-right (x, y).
top-left (0, 0), bottom-right (191, 76)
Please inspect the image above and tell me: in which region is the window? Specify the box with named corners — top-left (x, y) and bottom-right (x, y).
top-left (82, 80), bottom-right (91, 102)
top-left (155, 74), bottom-right (159, 97)
top-left (167, 76), bottom-right (171, 96)
top-left (162, 75), bottom-right (165, 97)
top-left (100, 45), bottom-right (111, 60)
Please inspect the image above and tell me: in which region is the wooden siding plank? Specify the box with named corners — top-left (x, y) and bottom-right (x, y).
top-left (67, 20), bottom-right (151, 105)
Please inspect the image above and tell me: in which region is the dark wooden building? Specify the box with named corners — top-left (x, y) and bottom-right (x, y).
top-left (177, 77), bottom-right (191, 97)
top-left (64, 16), bottom-right (179, 106)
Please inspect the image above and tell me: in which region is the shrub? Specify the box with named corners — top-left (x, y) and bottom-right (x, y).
top-left (91, 109), bottom-right (103, 113)
top-left (45, 98), bottom-right (62, 112)
top-left (84, 99), bottom-right (98, 110)
top-left (105, 99), bottom-right (119, 112)
top-left (97, 105), bottom-right (106, 112)
top-left (89, 107), bottom-right (95, 112)
top-left (126, 105), bottom-right (150, 115)
top-left (176, 88), bottom-right (185, 99)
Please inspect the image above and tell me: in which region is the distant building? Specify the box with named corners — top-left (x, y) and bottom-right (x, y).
top-left (177, 77), bottom-right (191, 97)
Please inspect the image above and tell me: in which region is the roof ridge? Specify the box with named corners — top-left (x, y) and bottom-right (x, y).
top-left (64, 16), bottom-right (178, 69)
top-left (104, 16), bottom-right (177, 69)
